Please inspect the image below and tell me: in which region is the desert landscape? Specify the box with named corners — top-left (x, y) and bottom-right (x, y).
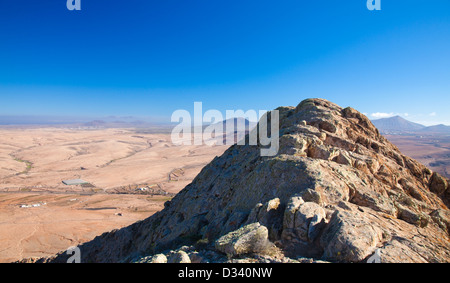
top-left (1, 101), bottom-right (449, 264)
top-left (0, 127), bottom-right (228, 262)
top-left (1, 0), bottom-right (449, 268)
top-left (372, 116), bottom-right (450, 178)
top-left (384, 134), bottom-right (450, 178)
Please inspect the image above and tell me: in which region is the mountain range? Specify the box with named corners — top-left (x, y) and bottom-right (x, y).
top-left (372, 116), bottom-right (450, 134)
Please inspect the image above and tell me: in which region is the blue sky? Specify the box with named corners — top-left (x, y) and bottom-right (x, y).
top-left (0, 0), bottom-right (449, 125)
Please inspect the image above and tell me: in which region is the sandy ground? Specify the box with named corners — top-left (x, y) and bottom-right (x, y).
top-left (0, 127), bottom-right (228, 262)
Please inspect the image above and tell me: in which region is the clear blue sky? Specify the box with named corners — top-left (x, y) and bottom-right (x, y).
top-left (0, 0), bottom-right (449, 125)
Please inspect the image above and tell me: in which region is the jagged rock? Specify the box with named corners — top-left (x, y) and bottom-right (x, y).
top-left (301, 188), bottom-right (323, 205)
top-left (308, 214), bottom-right (325, 242)
top-left (430, 172), bottom-right (448, 196)
top-left (293, 202), bottom-right (326, 242)
top-left (150, 254), bottom-right (168, 263)
top-left (215, 223), bottom-right (270, 257)
top-left (133, 246), bottom-right (228, 263)
top-left (41, 98), bottom-right (450, 263)
top-left (320, 208), bottom-right (383, 262)
top-left (134, 253), bottom-right (167, 263)
top-left (246, 198), bottom-right (280, 225)
top-left (396, 204), bottom-right (430, 228)
top-left (245, 198), bottom-right (283, 240)
top-left (246, 203), bottom-right (264, 224)
top-left (334, 150), bottom-right (352, 166)
top-left (167, 251), bottom-right (191, 263)
top-left (280, 198), bottom-right (327, 258)
top-left (430, 209), bottom-right (450, 233)
top-left (188, 251), bottom-right (206, 263)
top-left (281, 196), bottom-right (305, 239)
top-left (376, 238), bottom-right (427, 263)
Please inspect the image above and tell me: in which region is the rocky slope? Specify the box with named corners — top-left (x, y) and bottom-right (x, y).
top-left (40, 98), bottom-right (450, 263)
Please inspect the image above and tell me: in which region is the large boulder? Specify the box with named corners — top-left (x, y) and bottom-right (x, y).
top-left (281, 199), bottom-right (326, 243)
top-left (320, 209), bottom-right (383, 262)
top-left (215, 223), bottom-right (270, 257)
top-left (167, 251), bottom-right (191, 263)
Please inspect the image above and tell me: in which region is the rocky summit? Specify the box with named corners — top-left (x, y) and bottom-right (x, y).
top-left (41, 98), bottom-right (450, 263)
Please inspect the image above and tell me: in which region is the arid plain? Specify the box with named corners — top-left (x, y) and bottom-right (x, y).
top-left (1, 126), bottom-right (448, 262)
top-left (0, 127), bottom-right (228, 262)
top-left (385, 134), bottom-right (450, 178)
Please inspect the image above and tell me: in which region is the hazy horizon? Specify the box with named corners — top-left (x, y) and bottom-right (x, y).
top-left (1, 1), bottom-right (449, 126)
top-left (0, 111), bottom-right (449, 128)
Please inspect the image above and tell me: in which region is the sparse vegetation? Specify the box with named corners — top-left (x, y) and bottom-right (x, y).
top-left (13, 157), bottom-right (33, 175)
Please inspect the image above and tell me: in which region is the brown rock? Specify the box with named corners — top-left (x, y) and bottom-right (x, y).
top-left (430, 172), bottom-right (448, 196)
top-left (215, 223), bottom-right (271, 257)
top-left (320, 208), bottom-right (383, 262)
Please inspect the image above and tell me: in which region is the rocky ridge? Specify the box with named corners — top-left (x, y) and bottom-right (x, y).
top-left (38, 98), bottom-right (450, 263)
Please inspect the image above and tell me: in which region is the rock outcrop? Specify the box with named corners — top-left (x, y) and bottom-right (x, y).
top-left (215, 223), bottom-right (272, 257)
top-left (40, 98), bottom-right (450, 263)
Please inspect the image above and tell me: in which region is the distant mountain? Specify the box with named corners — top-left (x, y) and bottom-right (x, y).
top-left (372, 116), bottom-right (450, 134)
top-left (220, 117), bottom-right (255, 132)
top-left (419, 124), bottom-right (450, 134)
top-left (0, 115), bottom-right (94, 125)
top-left (82, 120), bottom-right (106, 127)
top-left (0, 115), bottom-right (162, 128)
top-left (201, 118), bottom-right (257, 145)
top-left (372, 116), bottom-right (426, 133)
